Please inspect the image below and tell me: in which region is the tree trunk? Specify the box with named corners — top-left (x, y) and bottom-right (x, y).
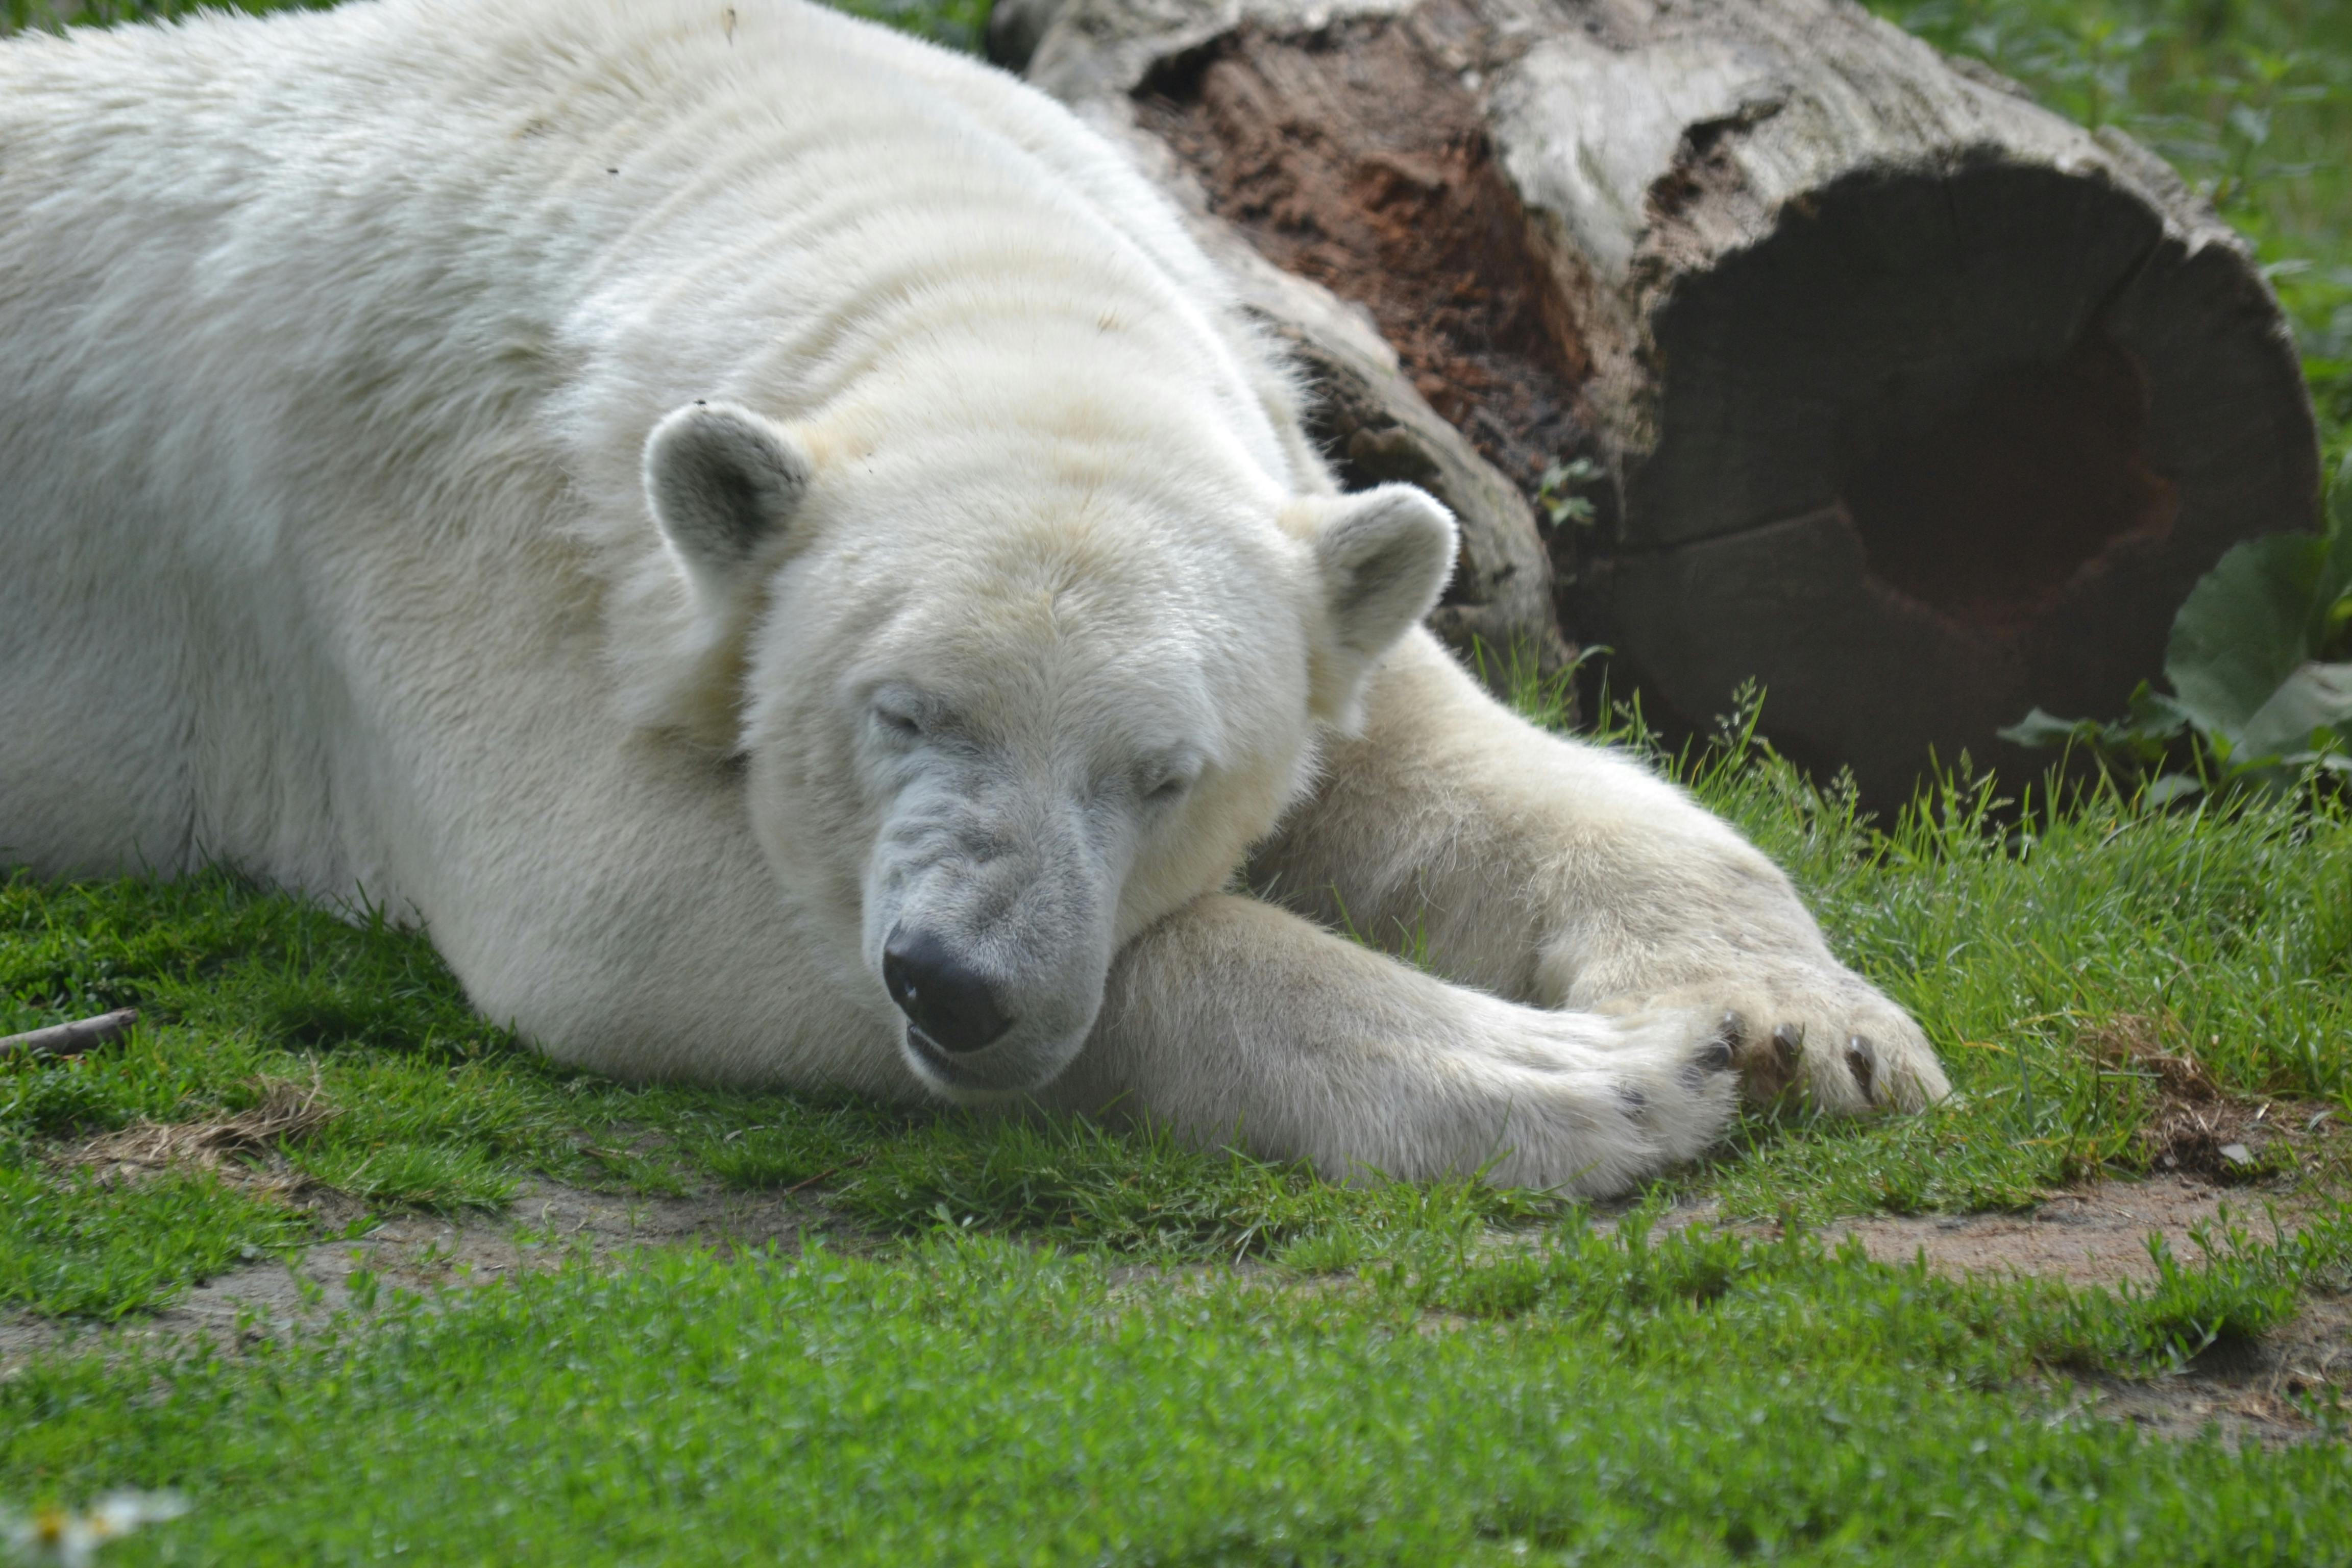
top-left (1008, 0), bottom-right (2321, 806)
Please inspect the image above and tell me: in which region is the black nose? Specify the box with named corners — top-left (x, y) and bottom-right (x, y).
top-left (883, 927), bottom-right (1012, 1055)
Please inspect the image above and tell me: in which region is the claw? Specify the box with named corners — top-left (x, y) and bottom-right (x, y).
top-left (1731, 1015), bottom-right (1801, 1105)
top-left (1686, 1013), bottom-right (1738, 1085)
top-left (1845, 1034), bottom-right (1878, 1105)
top-left (1771, 1021), bottom-right (1804, 1076)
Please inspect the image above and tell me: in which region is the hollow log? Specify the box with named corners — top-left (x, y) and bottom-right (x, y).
top-left (1014, 0), bottom-right (2322, 806)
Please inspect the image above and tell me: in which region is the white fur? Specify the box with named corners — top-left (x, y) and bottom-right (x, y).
top-left (0, 0), bottom-right (1946, 1196)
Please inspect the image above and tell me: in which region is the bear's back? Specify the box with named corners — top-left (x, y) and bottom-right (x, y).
top-left (0, 0), bottom-right (1298, 897)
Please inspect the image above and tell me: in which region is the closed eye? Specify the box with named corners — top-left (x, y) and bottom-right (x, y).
top-left (869, 692), bottom-right (927, 741)
top-left (1141, 758), bottom-right (1202, 805)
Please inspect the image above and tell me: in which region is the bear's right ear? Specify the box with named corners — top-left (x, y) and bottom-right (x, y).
top-left (642, 401), bottom-right (814, 614)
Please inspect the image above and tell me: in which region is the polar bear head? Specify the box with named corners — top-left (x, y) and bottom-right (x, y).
top-left (640, 400), bottom-right (1455, 1098)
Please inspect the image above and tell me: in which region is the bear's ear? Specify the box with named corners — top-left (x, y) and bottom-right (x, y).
top-left (642, 401), bottom-right (814, 609)
top-left (1306, 484), bottom-right (1458, 731)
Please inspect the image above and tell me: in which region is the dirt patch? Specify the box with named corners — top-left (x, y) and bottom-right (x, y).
top-left (0, 1180), bottom-right (825, 1377)
top-left (1705, 1175), bottom-right (2350, 1448)
top-left (1799, 1175), bottom-right (2315, 1287)
top-left (1617, 1173), bottom-right (2320, 1289)
top-left (1612, 1173), bottom-right (2351, 1446)
top-left (2065, 1293), bottom-right (2352, 1448)
top-left (1135, 13), bottom-right (1591, 495)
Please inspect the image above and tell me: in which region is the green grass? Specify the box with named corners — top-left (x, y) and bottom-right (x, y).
top-left (8, 1216), bottom-right (2352, 1565)
top-left (0, 868), bottom-right (1576, 1284)
top-left (0, 1165), bottom-right (306, 1320)
top-left (17, 702), bottom-right (2344, 1565)
top-left (5, 739), bottom-right (2346, 1563)
top-left (5, 0), bottom-right (2352, 1558)
top-left (1678, 710), bottom-right (2352, 1218)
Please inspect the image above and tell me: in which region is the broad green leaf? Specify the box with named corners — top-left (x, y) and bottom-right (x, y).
top-left (2238, 660), bottom-right (2352, 757)
top-left (2164, 531), bottom-right (2338, 732)
top-left (2327, 593), bottom-right (2352, 661)
top-left (2121, 684), bottom-right (2196, 737)
top-left (1995, 708), bottom-right (2096, 749)
top-left (1998, 685), bottom-right (2189, 763)
top-left (2325, 487), bottom-right (2352, 660)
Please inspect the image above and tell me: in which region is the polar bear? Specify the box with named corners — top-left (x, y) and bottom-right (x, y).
top-left (0, 0), bottom-right (1947, 1195)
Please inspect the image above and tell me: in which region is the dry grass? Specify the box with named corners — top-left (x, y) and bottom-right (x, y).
top-left (66, 1075), bottom-right (339, 1194)
top-left (2083, 1014), bottom-right (2335, 1182)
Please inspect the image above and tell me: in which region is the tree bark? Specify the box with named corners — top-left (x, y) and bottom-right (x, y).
top-left (1010, 0), bottom-right (2321, 806)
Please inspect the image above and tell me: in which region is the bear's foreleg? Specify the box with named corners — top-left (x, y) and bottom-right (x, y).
top-left (1043, 892), bottom-right (1743, 1194)
top-left (1249, 630), bottom-right (1950, 1113)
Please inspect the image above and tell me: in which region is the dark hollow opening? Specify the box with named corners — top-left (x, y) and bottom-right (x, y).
top-left (1839, 332), bottom-right (2177, 627)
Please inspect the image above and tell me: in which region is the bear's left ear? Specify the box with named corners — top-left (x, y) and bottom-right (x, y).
top-left (1306, 484), bottom-right (1458, 731)
top-left (642, 400), bottom-right (815, 616)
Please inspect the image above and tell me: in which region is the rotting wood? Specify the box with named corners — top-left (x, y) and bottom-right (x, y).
top-left (1013, 0), bottom-right (2322, 805)
top-left (1017, 4), bottom-right (1580, 691)
top-left (0, 1006), bottom-right (138, 1059)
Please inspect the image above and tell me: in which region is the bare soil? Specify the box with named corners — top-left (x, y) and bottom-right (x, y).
top-left (8, 1160), bottom-right (2342, 1446)
top-left (1801, 1175), bottom-right (2315, 1285)
top-left (0, 1180), bottom-right (824, 1378)
top-left (1670, 1173), bottom-right (2350, 1448)
top-left (1844, 1180), bottom-right (2352, 1448)
top-left (2067, 1294), bottom-right (2352, 1448)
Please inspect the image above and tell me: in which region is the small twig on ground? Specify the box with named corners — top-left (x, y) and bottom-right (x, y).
top-left (781, 1153), bottom-right (875, 1196)
top-left (0, 1007), bottom-right (139, 1060)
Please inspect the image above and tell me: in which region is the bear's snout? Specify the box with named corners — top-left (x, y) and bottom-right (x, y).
top-left (882, 926), bottom-right (1013, 1055)
top-left (858, 767), bottom-right (1125, 1098)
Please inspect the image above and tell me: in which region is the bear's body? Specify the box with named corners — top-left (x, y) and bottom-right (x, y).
top-left (0, 0), bottom-right (1946, 1194)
